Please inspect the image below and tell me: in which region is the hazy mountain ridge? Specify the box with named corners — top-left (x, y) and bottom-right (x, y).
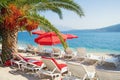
top-left (63, 24), bottom-right (120, 32)
top-left (96, 24), bottom-right (120, 32)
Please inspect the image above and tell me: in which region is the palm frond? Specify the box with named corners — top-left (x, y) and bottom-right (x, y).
top-left (50, 7), bottom-right (62, 19)
top-left (33, 0), bottom-right (84, 18)
top-left (0, 16), bottom-right (3, 23)
top-left (25, 13), bottom-right (68, 49)
top-left (32, 3), bottom-right (63, 19)
top-left (0, 0), bottom-right (9, 9)
top-left (48, 0), bottom-right (84, 17)
top-left (0, 0), bottom-right (84, 50)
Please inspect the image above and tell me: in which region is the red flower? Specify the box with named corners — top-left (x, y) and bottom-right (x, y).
top-left (26, 20), bottom-right (39, 31)
top-left (3, 3), bottom-right (39, 31)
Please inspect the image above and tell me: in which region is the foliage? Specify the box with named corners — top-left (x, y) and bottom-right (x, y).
top-left (0, 0), bottom-right (84, 49)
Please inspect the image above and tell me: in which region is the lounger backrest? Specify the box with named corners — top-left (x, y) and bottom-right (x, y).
top-left (52, 48), bottom-right (61, 53)
top-left (42, 57), bottom-right (60, 73)
top-left (11, 53), bottom-right (24, 61)
top-left (67, 62), bottom-right (87, 79)
top-left (27, 44), bottom-right (34, 49)
top-left (14, 54), bottom-right (35, 62)
top-left (38, 45), bottom-right (44, 52)
top-left (96, 68), bottom-right (120, 80)
top-left (77, 48), bottom-right (86, 58)
top-left (17, 54), bottom-right (30, 61)
top-left (65, 48), bottom-right (73, 54)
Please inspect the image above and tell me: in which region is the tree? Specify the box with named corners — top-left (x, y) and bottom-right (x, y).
top-left (0, 36), bottom-right (2, 43)
top-left (0, 0), bottom-right (84, 63)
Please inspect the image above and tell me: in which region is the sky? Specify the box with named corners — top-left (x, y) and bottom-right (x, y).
top-left (40, 0), bottom-right (120, 30)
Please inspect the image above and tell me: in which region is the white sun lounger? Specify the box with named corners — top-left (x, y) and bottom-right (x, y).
top-left (64, 48), bottom-right (75, 59)
top-left (38, 57), bottom-right (68, 80)
top-left (11, 53), bottom-right (44, 72)
top-left (52, 47), bottom-right (62, 58)
top-left (66, 62), bottom-right (95, 80)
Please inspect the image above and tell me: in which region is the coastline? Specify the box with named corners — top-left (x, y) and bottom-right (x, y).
top-left (1, 42), bottom-right (120, 63)
top-left (18, 43), bottom-right (120, 55)
top-left (1, 42), bottom-right (120, 56)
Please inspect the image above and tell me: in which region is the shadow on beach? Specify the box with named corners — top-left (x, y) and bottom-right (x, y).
top-left (8, 68), bottom-right (40, 80)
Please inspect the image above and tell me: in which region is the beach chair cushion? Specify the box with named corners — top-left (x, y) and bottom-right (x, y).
top-left (42, 56), bottom-right (67, 71)
top-left (18, 54), bottom-right (33, 62)
top-left (33, 61), bottom-right (43, 66)
top-left (58, 64), bottom-right (67, 70)
top-left (4, 60), bottom-right (11, 66)
top-left (23, 58), bottom-right (44, 66)
top-left (17, 54), bottom-right (44, 66)
top-left (51, 58), bottom-right (67, 70)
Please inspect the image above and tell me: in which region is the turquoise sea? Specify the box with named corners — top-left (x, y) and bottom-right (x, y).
top-left (18, 31), bottom-right (120, 54)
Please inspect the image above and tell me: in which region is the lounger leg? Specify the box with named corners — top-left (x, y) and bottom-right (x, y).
top-left (51, 75), bottom-right (54, 80)
top-left (21, 65), bottom-right (25, 71)
top-left (52, 74), bottom-right (61, 80)
top-left (83, 74), bottom-right (87, 80)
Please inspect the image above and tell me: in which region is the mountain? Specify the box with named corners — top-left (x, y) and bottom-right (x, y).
top-left (95, 24), bottom-right (120, 32)
top-left (63, 24), bottom-right (120, 32)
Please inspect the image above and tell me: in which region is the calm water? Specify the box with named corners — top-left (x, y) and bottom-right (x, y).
top-left (18, 31), bottom-right (120, 54)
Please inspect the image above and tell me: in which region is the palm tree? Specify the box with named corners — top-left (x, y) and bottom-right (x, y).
top-left (0, 36), bottom-right (2, 43)
top-left (0, 0), bottom-right (84, 63)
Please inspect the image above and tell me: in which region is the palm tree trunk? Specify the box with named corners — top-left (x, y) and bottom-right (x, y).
top-left (1, 28), bottom-right (19, 63)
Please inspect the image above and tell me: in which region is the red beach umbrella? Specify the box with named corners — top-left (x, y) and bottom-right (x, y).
top-left (32, 30), bottom-right (46, 35)
top-left (34, 32), bottom-right (67, 46)
top-left (66, 34), bottom-right (78, 39)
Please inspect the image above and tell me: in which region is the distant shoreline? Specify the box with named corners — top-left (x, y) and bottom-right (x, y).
top-left (0, 42), bottom-right (120, 54)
